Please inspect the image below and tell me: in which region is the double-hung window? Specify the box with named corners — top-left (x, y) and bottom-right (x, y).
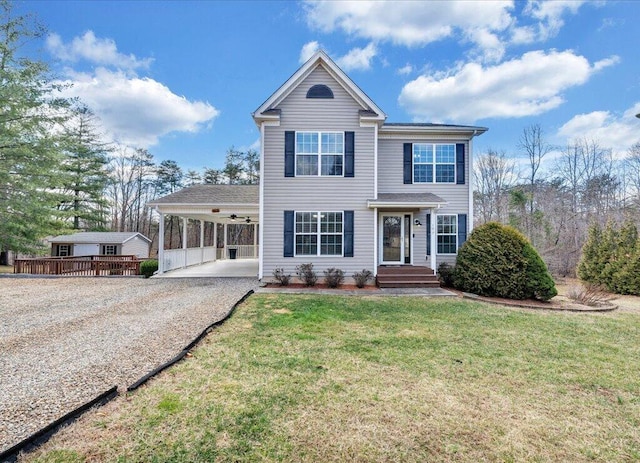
top-left (296, 132), bottom-right (344, 176)
top-left (413, 144), bottom-right (455, 183)
top-left (295, 211), bottom-right (343, 256)
top-left (437, 215), bottom-right (457, 254)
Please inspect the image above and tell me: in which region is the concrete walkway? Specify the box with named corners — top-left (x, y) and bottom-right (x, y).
top-left (157, 258), bottom-right (259, 278)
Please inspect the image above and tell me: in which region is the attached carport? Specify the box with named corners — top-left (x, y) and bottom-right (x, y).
top-left (147, 184), bottom-right (259, 276)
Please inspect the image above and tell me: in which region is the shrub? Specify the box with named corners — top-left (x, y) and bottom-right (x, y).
top-left (272, 268), bottom-right (291, 286)
top-left (437, 262), bottom-right (455, 287)
top-left (454, 222), bottom-right (557, 301)
top-left (296, 263), bottom-right (318, 286)
top-left (323, 268), bottom-right (345, 288)
top-left (140, 259), bottom-right (158, 278)
top-left (567, 283), bottom-right (614, 307)
top-left (352, 269), bottom-right (373, 288)
top-left (579, 220), bottom-right (639, 294)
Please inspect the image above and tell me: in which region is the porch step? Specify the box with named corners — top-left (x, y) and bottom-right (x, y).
top-left (376, 265), bottom-right (440, 288)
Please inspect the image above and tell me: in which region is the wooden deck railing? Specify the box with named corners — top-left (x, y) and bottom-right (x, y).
top-left (14, 255), bottom-right (142, 276)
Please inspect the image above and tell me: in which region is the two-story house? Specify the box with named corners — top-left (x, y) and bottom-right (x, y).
top-left (253, 50), bottom-right (486, 286)
top-left (150, 51), bottom-right (486, 286)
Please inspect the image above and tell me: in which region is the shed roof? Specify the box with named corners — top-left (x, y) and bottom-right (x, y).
top-left (49, 232), bottom-right (151, 244)
top-left (148, 184), bottom-right (259, 206)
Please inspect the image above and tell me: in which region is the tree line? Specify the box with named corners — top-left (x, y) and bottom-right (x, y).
top-left (0, 0), bottom-right (258, 256)
top-left (474, 123), bottom-right (640, 276)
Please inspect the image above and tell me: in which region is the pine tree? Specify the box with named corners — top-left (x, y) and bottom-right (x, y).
top-left (0, 1), bottom-right (71, 253)
top-left (58, 106), bottom-right (111, 230)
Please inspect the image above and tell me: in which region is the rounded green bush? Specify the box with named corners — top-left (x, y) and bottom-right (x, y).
top-left (454, 222), bottom-right (557, 301)
top-left (140, 259), bottom-right (158, 278)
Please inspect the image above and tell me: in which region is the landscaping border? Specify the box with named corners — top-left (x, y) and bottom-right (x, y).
top-left (461, 291), bottom-right (618, 312)
top-left (127, 289), bottom-right (254, 391)
top-left (0, 289), bottom-right (255, 462)
top-left (0, 387), bottom-right (118, 463)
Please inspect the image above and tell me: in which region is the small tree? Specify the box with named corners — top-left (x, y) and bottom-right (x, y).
top-left (454, 222), bottom-right (557, 301)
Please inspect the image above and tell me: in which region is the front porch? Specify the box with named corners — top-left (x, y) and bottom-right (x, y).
top-left (376, 265), bottom-right (440, 288)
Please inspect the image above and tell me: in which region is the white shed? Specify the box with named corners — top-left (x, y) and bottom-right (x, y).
top-left (49, 232), bottom-right (151, 258)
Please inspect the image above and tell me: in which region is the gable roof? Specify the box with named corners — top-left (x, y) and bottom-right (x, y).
top-left (49, 232), bottom-right (151, 245)
top-left (147, 184), bottom-right (259, 206)
top-left (252, 50), bottom-right (386, 124)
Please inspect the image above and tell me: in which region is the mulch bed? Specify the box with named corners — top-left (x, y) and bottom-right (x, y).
top-left (447, 288), bottom-right (618, 312)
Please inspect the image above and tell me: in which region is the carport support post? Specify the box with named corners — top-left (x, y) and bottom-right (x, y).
top-left (158, 211), bottom-right (165, 274)
top-left (182, 217), bottom-right (188, 268)
top-left (223, 222), bottom-right (228, 260)
top-left (213, 222), bottom-right (217, 261)
top-left (253, 223), bottom-right (257, 257)
top-left (200, 220), bottom-right (204, 264)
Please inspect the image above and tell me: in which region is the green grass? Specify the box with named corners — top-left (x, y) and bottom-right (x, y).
top-left (0, 265), bottom-right (13, 273)
top-left (28, 295), bottom-right (640, 462)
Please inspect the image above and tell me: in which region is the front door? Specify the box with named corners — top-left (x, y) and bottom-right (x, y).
top-left (380, 213), bottom-right (412, 264)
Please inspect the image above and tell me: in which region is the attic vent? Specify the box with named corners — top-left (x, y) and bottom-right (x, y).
top-left (306, 84), bottom-right (334, 99)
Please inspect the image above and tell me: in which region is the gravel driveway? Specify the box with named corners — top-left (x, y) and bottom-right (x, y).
top-left (0, 277), bottom-right (257, 453)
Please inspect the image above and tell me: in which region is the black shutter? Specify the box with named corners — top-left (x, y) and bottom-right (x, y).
top-left (456, 143), bottom-right (465, 185)
top-left (344, 211), bottom-right (354, 257)
top-left (344, 131), bottom-right (354, 177)
top-left (403, 143), bottom-right (413, 184)
top-left (284, 211), bottom-right (294, 257)
top-left (458, 214), bottom-right (467, 250)
top-left (426, 213), bottom-right (431, 256)
top-left (285, 131), bottom-right (295, 177)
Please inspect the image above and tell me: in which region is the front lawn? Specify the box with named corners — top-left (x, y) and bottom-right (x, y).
top-left (27, 295), bottom-right (640, 462)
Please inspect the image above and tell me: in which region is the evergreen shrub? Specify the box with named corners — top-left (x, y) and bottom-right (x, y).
top-left (140, 259), bottom-right (158, 278)
top-left (453, 222), bottom-right (557, 301)
top-left (437, 262), bottom-right (455, 287)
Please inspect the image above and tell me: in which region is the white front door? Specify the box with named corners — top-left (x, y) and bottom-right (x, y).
top-left (380, 213), bottom-right (412, 264)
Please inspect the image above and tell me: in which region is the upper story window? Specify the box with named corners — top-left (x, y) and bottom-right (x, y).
top-left (306, 84), bottom-right (334, 99)
top-left (413, 143), bottom-right (456, 183)
top-left (295, 211), bottom-right (343, 256)
top-left (296, 131), bottom-right (344, 176)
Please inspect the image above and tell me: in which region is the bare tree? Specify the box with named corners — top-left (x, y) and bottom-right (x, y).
top-left (474, 149), bottom-right (518, 224)
top-left (518, 124), bottom-right (553, 244)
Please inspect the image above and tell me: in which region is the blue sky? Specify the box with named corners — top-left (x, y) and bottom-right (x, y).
top-left (18, 0), bottom-right (640, 172)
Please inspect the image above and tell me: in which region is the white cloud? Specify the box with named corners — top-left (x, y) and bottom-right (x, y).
top-left (336, 43), bottom-right (377, 71)
top-left (47, 31), bottom-right (153, 70)
top-left (304, 0), bottom-right (514, 62)
top-left (397, 64), bottom-right (413, 75)
top-left (57, 67), bottom-right (218, 148)
top-left (557, 103), bottom-right (640, 156)
top-left (299, 41), bottom-right (321, 63)
top-left (48, 32), bottom-right (219, 148)
top-left (512, 0), bottom-right (587, 43)
top-left (298, 41), bottom-right (376, 71)
top-left (398, 50), bottom-right (618, 123)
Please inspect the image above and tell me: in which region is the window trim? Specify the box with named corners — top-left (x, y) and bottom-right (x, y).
top-left (58, 244), bottom-right (71, 257)
top-left (102, 244), bottom-right (117, 255)
top-left (295, 131), bottom-right (345, 177)
top-left (412, 143), bottom-right (456, 184)
top-left (436, 214), bottom-right (458, 255)
top-left (294, 210), bottom-right (344, 257)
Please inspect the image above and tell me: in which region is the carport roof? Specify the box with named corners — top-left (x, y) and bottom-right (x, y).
top-left (148, 184), bottom-right (259, 206)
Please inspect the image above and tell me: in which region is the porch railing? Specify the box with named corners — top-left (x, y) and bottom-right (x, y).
top-left (163, 245), bottom-right (259, 273)
top-left (14, 255), bottom-right (141, 276)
